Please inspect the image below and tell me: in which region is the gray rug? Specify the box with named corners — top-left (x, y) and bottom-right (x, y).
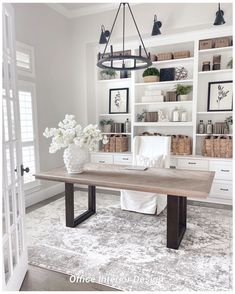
top-left (26, 191), bottom-right (232, 291)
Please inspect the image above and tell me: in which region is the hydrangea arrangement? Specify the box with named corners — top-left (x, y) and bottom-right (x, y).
top-left (43, 114), bottom-right (108, 153)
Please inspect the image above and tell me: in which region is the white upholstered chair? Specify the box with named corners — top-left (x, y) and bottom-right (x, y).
top-left (120, 136), bottom-right (171, 215)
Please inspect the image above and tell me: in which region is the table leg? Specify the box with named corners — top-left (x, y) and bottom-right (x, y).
top-left (167, 195), bottom-right (187, 249)
top-left (65, 183), bottom-right (96, 228)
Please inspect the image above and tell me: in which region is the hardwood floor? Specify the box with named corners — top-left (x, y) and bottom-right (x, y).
top-left (20, 265), bottom-right (118, 291)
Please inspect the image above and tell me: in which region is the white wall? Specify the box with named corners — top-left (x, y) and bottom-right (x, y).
top-left (13, 3), bottom-right (79, 201)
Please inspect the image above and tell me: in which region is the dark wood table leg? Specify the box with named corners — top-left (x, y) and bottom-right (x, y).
top-left (167, 195), bottom-right (187, 249)
top-left (65, 183), bottom-right (96, 228)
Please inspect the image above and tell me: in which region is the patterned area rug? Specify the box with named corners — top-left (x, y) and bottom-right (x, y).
top-left (26, 191), bottom-right (232, 291)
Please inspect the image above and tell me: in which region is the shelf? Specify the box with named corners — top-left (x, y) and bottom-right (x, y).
top-left (198, 69), bottom-right (232, 75)
top-left (196, 133), bottom-right (233, 136)
top-left (138, 57), bottom-right (194, 66)
top-left (101, 132), bottom-right (132, 135)
top-left (99, 113), bottom-right (131, 117)
top-left (197, 111), bottom-right (233, 114)
top-left (135, 79), bottom-right (193, 87)
top-left (92, 151), bottom-right (132, 155)
top-left (135, 101), bottom-right (192, 106)
top-left (133, 122), bottom-right (193, 127)
top-left (97, 78), bottom-right (132, 83)
top-left (199, 46), bottom-right (233, 54)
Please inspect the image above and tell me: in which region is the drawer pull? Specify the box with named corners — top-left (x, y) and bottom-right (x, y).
top-left (188, 162), bottom-right (196, 165)
top-left (122, 158), bottom-right (129, 160)
top-left (220, 188), bottom-right (229, 192)
top-left (220, 169), bottom-right (230, 172)
top-left (99, 160), bottom-right (105, 163)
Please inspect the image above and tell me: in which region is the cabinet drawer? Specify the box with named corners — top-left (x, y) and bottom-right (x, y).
top-left (90, 154), bottom-right (113, 164)
top-left (209, 161), bottom-right (232, 181)
top-left (210, 181), bottom-right (233, 199)
top-left (177, 159), bottom-right (208, 170)
top-left (114, 154), bottom-right (132, 165)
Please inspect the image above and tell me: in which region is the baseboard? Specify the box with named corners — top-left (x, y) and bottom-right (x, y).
top-left (25, 183), bottom-right (64, 207)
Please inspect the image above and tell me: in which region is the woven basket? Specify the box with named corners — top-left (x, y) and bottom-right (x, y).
top-left (202, 136), bottom-right (232, 158)
top-left (109, 135), bottom-right (116, 152)
top-left (115, 136), bottom-right (128, 153)
top-left (199, 39), bottom-right (213, 50)
top-left (214, 37), bottom-right (230, 48)
top-left (102, 135), bottom-right (111, 152)
top-left (173, 50), bottom-right (190, 59)
top-left (171, 135), bottom-right (192, 155)
top-left (156, 52), bottom-right (173, 61)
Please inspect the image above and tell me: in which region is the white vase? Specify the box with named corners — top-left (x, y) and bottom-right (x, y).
top-left (63, 144), bottom-right (89, 174)
top-left (178, 94), bottom-right (189, 101)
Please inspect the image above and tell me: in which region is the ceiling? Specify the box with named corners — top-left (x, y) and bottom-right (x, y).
top-left (47, 3), bottom-right (121, 18)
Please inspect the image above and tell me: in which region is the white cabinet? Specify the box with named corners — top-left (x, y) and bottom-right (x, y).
top-left (114, 154), bottom-right (132, 165)
top-left (177, 158), bottom-right (208, 171)
top-left (172, 156), bottom-right (232, 205)
top-left (91, 153), bottom-right (132, 165)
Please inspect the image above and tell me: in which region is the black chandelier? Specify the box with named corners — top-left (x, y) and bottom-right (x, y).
top-left (97, 3), bottom-right (152, 71)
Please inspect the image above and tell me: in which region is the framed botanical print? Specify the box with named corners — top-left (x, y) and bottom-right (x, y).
top-left (109, 88), bottom-right (129, 114)
top-left (208, 80), bottom-right (233, 112)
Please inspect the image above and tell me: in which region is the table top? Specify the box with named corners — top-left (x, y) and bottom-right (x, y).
top-left (34, 164), bottom-right (215, 198)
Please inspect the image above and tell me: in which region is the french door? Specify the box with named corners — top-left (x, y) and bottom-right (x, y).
top-left (2, 3), bottom-right (28, 290)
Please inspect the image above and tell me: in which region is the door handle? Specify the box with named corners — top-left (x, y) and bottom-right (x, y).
top-left (15, 164), bottom-right (30, 176)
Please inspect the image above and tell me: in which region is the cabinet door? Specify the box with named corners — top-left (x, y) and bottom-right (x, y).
top-left (209, 161), bottom-right (232, 181)
top-left (177, 159), bottom-right (208, 171)
top-left (90, 154), bottom-right (114, 164)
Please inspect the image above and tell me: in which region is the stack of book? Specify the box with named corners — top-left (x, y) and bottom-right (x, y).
top-left (141, 89), bottom-right (164, 103)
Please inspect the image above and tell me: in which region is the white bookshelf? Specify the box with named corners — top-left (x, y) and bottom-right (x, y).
top-left (94, 26), bottom-right (233, 158)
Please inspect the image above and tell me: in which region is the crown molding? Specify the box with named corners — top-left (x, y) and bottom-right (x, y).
top-left (46, 3), bottom-right (128, 19)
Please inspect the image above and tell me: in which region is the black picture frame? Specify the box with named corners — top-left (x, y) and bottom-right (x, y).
top-left (109, 88), bottom-right (129, 114)
top-left (207, 80), bottom-right (233, 112)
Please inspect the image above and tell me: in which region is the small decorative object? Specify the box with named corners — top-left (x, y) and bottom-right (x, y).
top-left (165, 91), bottom-right (177, 102)
top-left (158, 109), bottom-right (169, 122)
top-left (202, 61), bottom-right (211, 71)
top-left (213, 63), bottom-right (220, 71)
top-left (142, 67), bottom-right (160, 83)
top-left (137, 109), bottom-right (147, 122)
top-left (175, 67), bottom-right (188, 80)
top-left (227, 58), bottom-right (233, 69)
top-left (172, 107), bottom-right (180, 122)
top-left (160, 67), bottom-right (175, 82)
top-left (124, 118), bottom-right (131, 133)
top-left (181, 109), bottom-right (188, 122)
top-left (199, 39), bottom-right (213, 50)
top-left (208, 80), bottom-right (233, 111)
top-left (120, 70), bottom-right (129, 79)
top-left (213, 54), bottom-right (221, 64)
top-left (100, 69), bottom-right (117, 80)
top-left (206, 120), bottom-right (213, 134)
top-left (145, 112), bottom-right (158, 122)
top-left (214, 122), bottom-right (226, 134)
top-left (109, 88), bottom-right (129, 114)
top-left (173, 50), bottom-right (190, 59)
top-left (225, 116), bottom-right (233, 134)
top-left (175, 84), bottom-right (192, 101)
top-left (43, 115), bottom-right (108, 174)
top-left (198, 120), bottom-right (205, 134)
top-left (214, 37), bottom-right (230, 48)
top-left (100, 119), bottom-right (114, 133)
top-left (156, 52), bottom-right (172, 61)
top-left (113, 123), bottom-right (124, 133)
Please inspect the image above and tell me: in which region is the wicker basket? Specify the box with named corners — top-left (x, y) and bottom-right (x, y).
top-left (173, 50), bottom-right (190, 59)
top-left (214, 37), bottom-right (230, 48)
top-left (171, 135), bottom-right (192, 155)
top-left (199, 39), bottom-right (213, 50)
top-left (156, 52), bottom-right (173, 61)
top-left (102, 135), bottom-right (111, 152)
top-left (202, 136), bottom-right (232, 158)
top-left (115, 135), bottom-right (128, 152)
top-left (109, 135), bottom-right (116, 152)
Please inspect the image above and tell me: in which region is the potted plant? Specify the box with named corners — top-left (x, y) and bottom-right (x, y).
top-left (227, 58), bottom-right (233, 69)
top-left (142, 67), bottom-right (160, 83)
top-left (100, 69), bottom-right (117, 80)
top-left (137, 109), bottom-right (147, 122)
top-left (100, 119), bottom-right (114, 133)
top-left (225, 116), bottom-right (233, 134)
top-left (176, 84), bottom-right (193, 101)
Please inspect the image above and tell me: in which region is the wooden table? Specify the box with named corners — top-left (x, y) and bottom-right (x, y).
top-left (34, 163), bottom-right (215, 250)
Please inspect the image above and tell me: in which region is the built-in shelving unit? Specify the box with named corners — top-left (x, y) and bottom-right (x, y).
top-left (94, 26), bottom-right (233, 159)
